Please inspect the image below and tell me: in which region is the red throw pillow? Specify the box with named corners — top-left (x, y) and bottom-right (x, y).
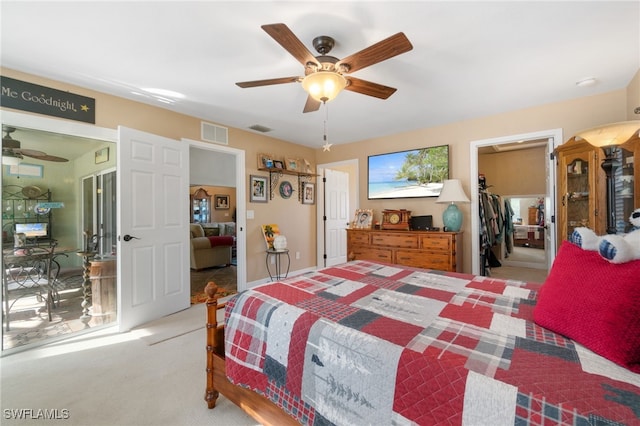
top-left (533, 241), bottom-right (640, 372)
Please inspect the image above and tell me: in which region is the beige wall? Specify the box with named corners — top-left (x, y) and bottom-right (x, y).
top-left (478, 146), bottom-right (547, 196)
top-left (3, 66), bottom-right (638, 276)
top-left (316, 83), bottom-right (635, 272)
top-left (1, 67), bottom-right (316, 282)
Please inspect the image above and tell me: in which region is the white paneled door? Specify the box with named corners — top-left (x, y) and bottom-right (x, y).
top-left (323, 168), bottom-right (350, 267)
top-left (117, 127), bottom-right (190, 331)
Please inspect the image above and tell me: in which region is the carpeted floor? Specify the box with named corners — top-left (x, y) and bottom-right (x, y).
top-left (190, 264), bottom-right (237, 304)
top-left (1, 306), bottom-right (257, 426)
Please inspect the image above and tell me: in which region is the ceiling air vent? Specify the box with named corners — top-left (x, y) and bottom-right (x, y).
top-left (201, 122), bottom-right (228, 145)
top-left (249, 124), bottom-right (272, 133)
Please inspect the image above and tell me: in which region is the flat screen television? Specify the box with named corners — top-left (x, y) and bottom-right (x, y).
top-left (15, 222), bottom-right (48, 238)
top-left (368, 145), bottom-right (449, 199)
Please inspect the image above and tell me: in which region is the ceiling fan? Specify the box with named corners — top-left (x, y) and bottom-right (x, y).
top-left (2, 126), bottom-right (69, 163)
top-left (236, 23), bottom-right (413, 113)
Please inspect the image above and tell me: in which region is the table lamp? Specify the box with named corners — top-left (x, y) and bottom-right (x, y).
top-left (436, 179), bottom-right (470, 232)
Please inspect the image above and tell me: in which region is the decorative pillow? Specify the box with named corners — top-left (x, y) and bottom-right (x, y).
top-left (190, 224), bottom-right (204, 238)
top-left (533, 241), bottom-right (640, 372)
top-left (203, 227), bottom-right (220, 237)
top-left (223, 223), bottom-right (236, 236)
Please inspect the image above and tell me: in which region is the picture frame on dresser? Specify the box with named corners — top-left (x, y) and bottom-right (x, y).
top-left (352, 209), bottom-right (373, 229)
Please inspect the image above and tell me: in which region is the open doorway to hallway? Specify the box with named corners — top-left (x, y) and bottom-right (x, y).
top-left (187, 141), bottom-right (246, 301)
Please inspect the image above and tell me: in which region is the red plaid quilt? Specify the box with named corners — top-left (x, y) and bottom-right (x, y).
top-left (224, 261), bottom-right (640, 425)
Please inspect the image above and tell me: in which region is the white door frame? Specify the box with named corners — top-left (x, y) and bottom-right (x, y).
top-left (470, 128), bottom-right (563, 275)
top-left (1, 111), bottom-right (117, 143)
top-left (316, 159), bottom-right (358, 268)
top-left (184, 139), bottom-right (247, 291)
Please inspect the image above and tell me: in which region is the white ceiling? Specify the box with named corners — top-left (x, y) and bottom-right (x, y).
top-left (1, 1), bottom-right (639, 148)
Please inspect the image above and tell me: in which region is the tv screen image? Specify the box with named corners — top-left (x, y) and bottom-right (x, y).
top-left (368, 145), bottom-right (449, 199)
top-left (15, 223), bottom-right (48, 238)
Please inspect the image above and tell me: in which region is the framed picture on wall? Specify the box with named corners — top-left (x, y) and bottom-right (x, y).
top-left (302, 182), bottom-right (315, 205)
top-left (214, 194), bottom-right (230, 210)
top-left (250, 175), bottom-right (268, 203)
top-left (95, 147), bottom-right (109, 164)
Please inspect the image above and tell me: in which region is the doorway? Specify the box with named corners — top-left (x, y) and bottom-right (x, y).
top-left (186, 139), bottom-right (246, 292)
top-left (470, 128), bottom-right (562, 280)
top-left (1, 113), bottom-right (117, 353)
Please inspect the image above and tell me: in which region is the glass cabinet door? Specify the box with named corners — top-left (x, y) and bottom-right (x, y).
top-left (559, 148), bottom-right (599, 242)
top-left (191, 188), bottom-right (211, 223)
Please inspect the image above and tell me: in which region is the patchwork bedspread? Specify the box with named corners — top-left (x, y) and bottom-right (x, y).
top-left (224, 260), bottom-right (640, 425)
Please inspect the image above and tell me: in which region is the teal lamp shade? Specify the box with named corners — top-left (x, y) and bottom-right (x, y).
top-left (436, 179), bottom-right (470, 232)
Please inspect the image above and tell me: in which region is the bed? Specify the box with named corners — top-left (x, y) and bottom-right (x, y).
top-left (513, 225), bottom-right (545, 249)
top-left (204, 243), bottom-right (640, 425)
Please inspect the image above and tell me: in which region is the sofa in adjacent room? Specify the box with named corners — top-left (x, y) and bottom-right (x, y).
top-left (189, 223), bottom-right (234, 270)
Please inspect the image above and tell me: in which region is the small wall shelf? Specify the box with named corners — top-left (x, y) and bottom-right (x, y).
top-left (258, 168), bottom-right (318, 202)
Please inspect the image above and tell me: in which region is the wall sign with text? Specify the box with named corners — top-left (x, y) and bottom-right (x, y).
top-left (1, 76), bottom-right (95, 124)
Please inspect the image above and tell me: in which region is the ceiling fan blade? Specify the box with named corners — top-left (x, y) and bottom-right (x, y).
top-left (21, 152), bottom-right (69, 162)
top-left (236, 76), bottom-right (300, 88)
top-left (261, 23), bottom-right (319, 67)
top-left (16, 148), bottom-right (47, 157)
top-left (344, 76), bottom-right (397, 99)
top-left (303, 96), bottom-right (321, 113)
top-left (337, 32), bottom-right (413, 74)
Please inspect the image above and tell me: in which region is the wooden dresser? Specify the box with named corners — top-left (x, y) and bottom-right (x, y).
top-left (346, 229), bottom-right (462, 272)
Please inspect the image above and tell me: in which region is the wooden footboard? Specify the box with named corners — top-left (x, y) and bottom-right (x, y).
top-left (204, 282), bottom-right (299, 425)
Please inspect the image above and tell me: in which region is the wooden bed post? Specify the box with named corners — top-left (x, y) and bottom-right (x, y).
top-left (202, 283), bottom-right (300, 424)
top-left (204, 282), bottom-right (220, 409)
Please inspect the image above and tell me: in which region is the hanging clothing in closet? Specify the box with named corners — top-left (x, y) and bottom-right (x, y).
top-left (479, 190), bottom-right (505, 249)
top-left (503, 198), bottom-right (515, 255)
top-left (479, 189), bottom-right (506, 274)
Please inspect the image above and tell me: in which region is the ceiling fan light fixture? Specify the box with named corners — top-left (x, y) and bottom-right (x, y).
top-left (2, 151), bottom-right (22, 166)
top-left (301, 71), bottom-right (347, 103)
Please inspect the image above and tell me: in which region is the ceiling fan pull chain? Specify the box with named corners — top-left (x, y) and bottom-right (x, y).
top-left (322, 104), bottom-right (333, 152)
top-left (324, 104), bottom-right (328, 141)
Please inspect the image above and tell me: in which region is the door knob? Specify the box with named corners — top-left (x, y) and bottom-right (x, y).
top-left (122, 234), bottom-right (140, 242)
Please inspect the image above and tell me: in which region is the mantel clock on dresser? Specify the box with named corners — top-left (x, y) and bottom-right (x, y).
top-left (382, 209), bottom-right (411, 230)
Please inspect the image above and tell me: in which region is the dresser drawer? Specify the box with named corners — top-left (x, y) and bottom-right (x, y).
top-left (350, 247), bottom-right (392, 263)
top-left (396, 250), bottom-right (451, 270)
top-left (346, 229), bottom-right (462, 273)
top-left (371, 233), bottom-right (418, 248)
top-left (348, 231), bottom-right (370, 245)
top-left (420, 235), bottom-right (452, 251)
